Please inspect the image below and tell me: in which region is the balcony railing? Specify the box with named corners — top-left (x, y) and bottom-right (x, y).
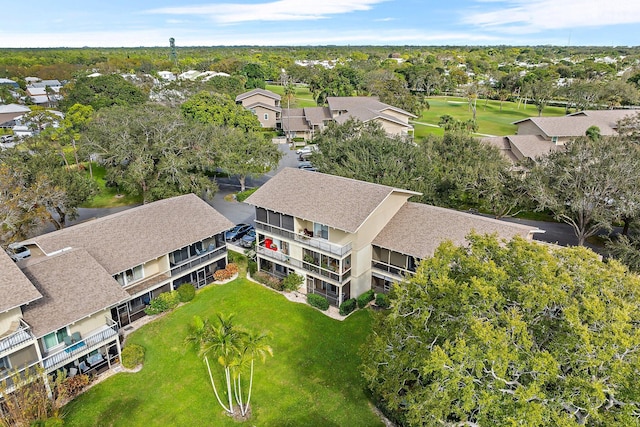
top-left (255, 221), bottom-right (352, 257)
top-left (371, 261), bottom-right (415, 278)
top-left (0, 361), bottom-right (41, 396)
top-left (0, 319), bottom-right (36, 356)
top-left (171, 246), bottom-right (226, 276)
top-left (256, 245), bottom-right (351, 283)
top-left (42, 318), bottom-right (119, 371)
top-left (307, 287), bottom-right (340, 306)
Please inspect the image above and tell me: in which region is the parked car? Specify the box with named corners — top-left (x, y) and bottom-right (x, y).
top-left (7, 243), bottom-right (30, 262)
top-left (295, 145), bottom-right (317, 155)
top-left (298, 164), bottom-right (317, 172)
top-left (296, 145), bottom-right (318, 160)
top-left (298, 161), bottom-right (313, 169)
top-left (225, 223), bottom-right (253, 241)
top-left (0, 135), bottom-right (14, 143)
top-left (240, 229), bottom-right (256, 247)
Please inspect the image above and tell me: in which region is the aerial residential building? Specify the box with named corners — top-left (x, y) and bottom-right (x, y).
top-left (235, 88), bottom-right (282, 129)
top-left (245, 168), bottom-right (538, 306)
top-left (482, 109), bottom-right (640, 163)
top-left (1, 194), bottom-right (233, 394)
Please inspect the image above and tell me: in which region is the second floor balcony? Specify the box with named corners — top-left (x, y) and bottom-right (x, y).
top-left (0, 319), bottom-right (36, 357)
top-left (255, 221), bottom-right (352, 257)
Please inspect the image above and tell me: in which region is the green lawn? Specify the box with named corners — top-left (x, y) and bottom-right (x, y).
top-left (80, 163), bottom-right (142, 208)
top-left (414, 96), bottom-right (568, 138)
top-left (63, 279), bottom-right (381, 427)
top-left (266, 84), bottom-right (317, 108)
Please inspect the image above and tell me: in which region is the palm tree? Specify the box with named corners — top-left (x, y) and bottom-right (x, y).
top-left (185, 314), bottom-right (272, 417)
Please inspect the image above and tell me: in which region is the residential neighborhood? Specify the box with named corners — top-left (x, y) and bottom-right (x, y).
top-left (2, 42), bottom-right (640, 426)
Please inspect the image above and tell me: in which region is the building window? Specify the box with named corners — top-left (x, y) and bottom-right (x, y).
top-left (264, 113), bottom-right (269, 120)
top-left (551, 136), bottom-right (558, 144)
top-left (43, 327), bottom-right (69, 350)
top-left (125, 265), bottom-right (143, 284)
top-left (313, 223), bottom-right (329, 240)
top-left (115, 264), bottom-right (144, 286)
top-left (0, 356), bottom-right (10, 373)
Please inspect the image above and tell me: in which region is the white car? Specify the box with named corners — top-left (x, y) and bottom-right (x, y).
top-left (295, 145), bottom-right (318, 156)
top-left (7, 243), bottom-right (30, 262)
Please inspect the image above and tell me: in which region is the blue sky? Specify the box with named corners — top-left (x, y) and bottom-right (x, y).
top-left (3, 0), bottom-right (640, 48)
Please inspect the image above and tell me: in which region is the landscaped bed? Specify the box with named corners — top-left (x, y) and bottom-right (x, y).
top-left (63, 278), bottom-right (382, 426)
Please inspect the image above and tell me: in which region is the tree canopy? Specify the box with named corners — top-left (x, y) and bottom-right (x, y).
top-left (527, 135), bottom-right (640, 245)
top-left (60, 74), bottom-right (147, 111)
top-left (180, 91), bottom-right (261, 131)
top-left (82, 103), bottom-right (218, 203)
top-left (362, 234), bottom-right (640, 426)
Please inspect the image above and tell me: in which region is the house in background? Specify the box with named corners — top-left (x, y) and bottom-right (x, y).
top-left (245, 168), bottom-right (538, 306)
top-left (482, 109), bottom-right (639, 163)
top-left (280, 96), bottom-right (415, 142)
top-left (235, 88), bottom-right (282, 129)
top-left (0, 104), bottom-right (30, 128)
top-left (1, 194), bottom-right (233, 395)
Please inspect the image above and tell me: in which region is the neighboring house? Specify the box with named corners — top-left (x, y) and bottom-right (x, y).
top-left (482, 109), bottom-right (640, 163)
top-left (25, 86), bottom-right (61, 107)
top-left (235, 89), bottom-right (282, 129)
top-left (1, 194), bottom-right (233, 395)
top-left (0, 79), bottom-right (19, 89)
top-left (29, 80), bottom-right (62, 90)
top-left (279, 96), bottom-right (415, 141)
top-left (245, 168), bottom-right (539, 306)
top-left (0, 104), bottom-right (30, 127)
top-left (157, 71), bottom-right (176, 81)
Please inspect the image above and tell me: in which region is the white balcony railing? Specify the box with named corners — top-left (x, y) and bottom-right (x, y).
top-left (42, 318), bottom-right (119, 371)
top-left (0, 319), bottom-right (36, 356)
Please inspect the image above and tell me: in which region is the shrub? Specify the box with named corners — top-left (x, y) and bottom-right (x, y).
top-left (214, 268), bottom-right (233, 282)
top-left (375, 293), bottom-right (390, 309)
top-left (60, 374), bottom-right (91, 398)
top-left (235, 188), bottom-right (258, 202)
top-left (339, 298), bottom-right (357, 316)
top-left (281, 273), bottom-right (304, 292)
top-left (253, 271), bottom-right (282, 290)
top-left (144, 291), bottom-right (180, 315)
top-left (357, 289), bottom-right (375, 309)
top-left (121, 344), bottom-right (145, 369)
top-left (225, 263), bottom-right (239, 275)
top-left (177, 283), bottom-right (196, 302)
top-left (248, 260), bottom-right (257, 275)
top-left (307, 293), bottom-right (329, 311)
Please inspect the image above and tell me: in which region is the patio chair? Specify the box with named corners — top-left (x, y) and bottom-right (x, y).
top-left (72, 332), bottom-right (82, 343)
top-left (63, 336), bottom-right (73, 347)
top-left (68, 367), bottom-right (77, 378)
top-left (79, 361), bottom-right (88, 373)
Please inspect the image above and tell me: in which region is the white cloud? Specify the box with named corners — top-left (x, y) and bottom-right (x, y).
top-left (145, 0), bottom-right (388, 23)
top-left (463, 0), bottom-right (640, 32)
top-left (0, 27), bottom-right (501, 48)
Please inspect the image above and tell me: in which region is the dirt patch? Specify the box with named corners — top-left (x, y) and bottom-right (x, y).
top-left (223, 194), bottom-right (236, 202)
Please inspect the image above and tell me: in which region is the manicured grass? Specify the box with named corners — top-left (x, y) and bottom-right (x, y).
top-left (63, 279), bottom-right (382, 426)
top-left (80, 163), bottom-right (142, 208)
top-left (414, 96), bottom-right (568, 138)
top-left (266, 84), bottom-right (317, 108)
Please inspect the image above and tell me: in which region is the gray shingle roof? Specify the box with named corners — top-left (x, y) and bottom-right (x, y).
top-left (513, 110), bottom-right (640, 138)
top-left (480, 136), bottom-right (520, 163)
top-left (244, 102), bottom-right (282, 112)
top-left (303, 107), bottom-right (332, 125)
top-left (0, 250), bottom-right (42, 313)
top-left (327, 96), bottom-right (416, 119)
top-left (507, 135), bottom-right (563, 160)
top-left (244, 168), bottom-right (419, 233)
top-left (235, 88), bottom-right (281, 102)
top-left (21, 249), bottom-right (129, 337)
top-left (25, 194), bottom-right (233, 275)
top-left (373, 202), bottom-right (538, 259)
